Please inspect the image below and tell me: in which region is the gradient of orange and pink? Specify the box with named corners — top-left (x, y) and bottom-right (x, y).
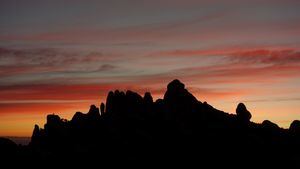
top-left (1, 0), bottom-right (300, 136)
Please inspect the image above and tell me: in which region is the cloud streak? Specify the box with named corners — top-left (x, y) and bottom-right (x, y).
top-left (0, 47), bottom-right (121, 80)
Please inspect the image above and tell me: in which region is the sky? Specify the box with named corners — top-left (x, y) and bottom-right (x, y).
top-left (1, 0), bottom-right (300, 136)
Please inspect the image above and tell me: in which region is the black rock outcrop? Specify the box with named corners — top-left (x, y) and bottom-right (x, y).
top-left (236, 103), bottom-right (252, 123)
top-left (290, 120), bottom-right (300, 134)
top-left (3, 80), bottom-right (300, 167)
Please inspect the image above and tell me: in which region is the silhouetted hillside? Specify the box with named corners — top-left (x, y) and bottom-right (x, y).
top-left (1, 80), bottom-right (300, 167)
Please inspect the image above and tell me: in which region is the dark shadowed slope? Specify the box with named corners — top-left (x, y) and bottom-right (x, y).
top-left (0, 137), bottom-right (31, 145)
top-left (1, 79), bottom-right (300, 167)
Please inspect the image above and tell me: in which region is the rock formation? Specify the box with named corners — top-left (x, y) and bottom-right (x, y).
top-left (236, 103), bottom-right (252, 123)
top-left (2, 79), bottom-right (300, 167)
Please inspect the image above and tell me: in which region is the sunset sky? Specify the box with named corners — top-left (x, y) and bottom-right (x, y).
top-left (1, 0), bottom-right (300, 136)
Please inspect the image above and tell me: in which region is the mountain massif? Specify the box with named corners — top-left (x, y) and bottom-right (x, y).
top-left (1, 79), bottom-right (300, 167)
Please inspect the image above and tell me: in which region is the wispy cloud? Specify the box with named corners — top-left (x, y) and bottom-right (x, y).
top-left (0, 47), bottom-right (120, 79)
top-left (228, 49), bottom-right (300, 65)
top-left (240, 97), bottom-right (300, 103)
top-left (145, 47), bottom-right (300, 85)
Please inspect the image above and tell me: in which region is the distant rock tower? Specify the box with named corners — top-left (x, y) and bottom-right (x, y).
top-left (100, 102), bottom-right (105, 115)
top-left (290, 120), bottom-right (300, 134)
top-left (236, 103), bottom-right (252, 123)
top-left (87, 105), bottom-right (100, 119)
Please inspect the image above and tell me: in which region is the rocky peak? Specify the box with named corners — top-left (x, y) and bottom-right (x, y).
top-left (100, 103), bottom-right (105, 115)
top-left (144, 92), bottom-right (153, 104)
top-left (262, 120), bottom-right (280, 130)
top-left (167, 79), bottom-right (185, 92)
top-left (47, 114), bottom-right (61, 125)
top-left (236, 103), bottom-right (252, 122)
top-left (290, 120), bottom-right (300, 134)
top-left (164, 79), bottom-right (198, 103)
top-left (87, 105), bottom-right (100, 119)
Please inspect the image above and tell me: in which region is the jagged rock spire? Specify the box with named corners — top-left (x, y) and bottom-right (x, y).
top-left (144, 92), bottom-right (153, 104)
top-left (100, 102), bottom-right (105, 115)
top-left (236, 103), bottom-right (252, 122)
top-left (87, 105), bottom-right (100, 119)
top-left (105, 91), bottom-right (114, 114)
top-left (32, 124), bottom-right (40, 137)
top-left (30, 124), bottom-right (40, 146)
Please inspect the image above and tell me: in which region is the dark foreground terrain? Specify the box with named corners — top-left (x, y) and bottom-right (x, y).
top-left (1, 80), bottom-right (300, 167)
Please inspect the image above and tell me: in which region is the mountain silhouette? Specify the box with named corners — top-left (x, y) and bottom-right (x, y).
top-left (1, 79), bottom-right (300, 167)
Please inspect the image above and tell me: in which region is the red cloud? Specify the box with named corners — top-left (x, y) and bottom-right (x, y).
top-left (144, 47), bottom-right (300, 87)
top-left (229, 49), bottom-right (300, 65)
top-left (0, 47), bottom-right (119, 79)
